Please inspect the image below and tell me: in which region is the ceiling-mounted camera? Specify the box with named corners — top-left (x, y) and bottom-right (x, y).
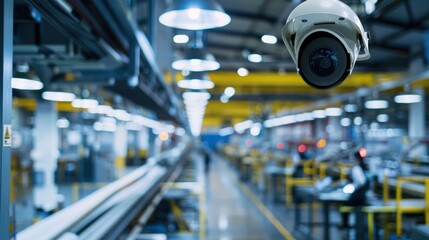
top-left (282, 0), bottom-right (370, 89)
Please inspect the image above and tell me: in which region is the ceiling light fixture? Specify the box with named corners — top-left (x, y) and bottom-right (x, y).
top-left (178, 72), bottom-right (215, 90)
top-left (248, 54), bottom-right (262, 63)
top-left (182, 91), bottom-right (211, 101)
top-left (261, 35), bottom-right (277, 44)
top-left (344, 104), bottom-right (358, 113)
top-left (159, 0), bottom-right (231, 30)
top-left (365, 100), bottom-right (388, 109)
top-left (237, 67), bottom-right (249, 77)
top-left (56, 118), bottom-right (70, 129)
top-left (394, 93), bottom-right (422, 104)
top-left (42, 91), bottom-right (76, 102)
top-left (172, 48), bottom-right (220, 72)
top-left (312, 110), bottom-right (327, 119)
top-left (250, 123), bottom-right (261, 136)
top-left (263, 115), bottom-right (296, 128)
top-left (325, 107), bottom-right (343, 117)
top-left (114, 109), bottom-right (132, 122)
top-left (234, 120), bottom-right (253, 133)
top-left (12, 78), bottom-right (43, 90)
top-left (173, 34), bottom-right (190, 44)
top-left (219, 127), bottom-right (234, 136)
top-left (340, 118), bottom-right (351, 127)
top-left (224, 87), bottom-right (236, 98)
top-left (220, 95), bottom-right (229, 103)
top-left (72, 99), bottom-right (99, 109)
top-left (354, 117), bottom-right (363, 126)
top-left (377, 114), bottom-right (389, 123)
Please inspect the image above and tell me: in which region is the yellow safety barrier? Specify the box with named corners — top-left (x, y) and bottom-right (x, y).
top-left (337, 163), bottom-right (353, 181)
top-left (339, 176), bottom-right (429, 239)
top-left (303, 159), bottom-right (317, 178)
top-left (170, 200), bottom-right (189, 232)
top-left (199, 183), bottom-right (206, 240)
top-left (285, 176), bottom-right (315, 207)
top-left (394, 176), bottom-right (429, 236)
top-left (319, 162), bottom-right (328, 179)
top-left (339, 205), bottom-right (396, 240)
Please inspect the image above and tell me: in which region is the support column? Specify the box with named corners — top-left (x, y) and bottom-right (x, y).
top-left (114, 123), bottom-right (128, 176)
top-left (31, 101), bottom-right (59, 212)
top-left (315, 118), bottom-right (325, 139)
top-left (137, 127), bottom-right (149, 162)
top-left (409, 88), bottom-right (426, 157)
top-left (328, 117), bottom-right (342, 141)
top-left (0, 0), bottom-right (13, 238)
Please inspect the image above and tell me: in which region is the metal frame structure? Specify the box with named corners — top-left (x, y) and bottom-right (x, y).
top-left (0, 0), bottom-right (13, 239)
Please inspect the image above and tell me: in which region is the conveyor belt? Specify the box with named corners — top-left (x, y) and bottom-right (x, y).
top-left (17, 138), bottom-right (192, 240)
top-left (412, 225), bottom-right (429, 240)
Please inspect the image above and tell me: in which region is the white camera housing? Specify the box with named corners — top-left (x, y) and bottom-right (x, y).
top-left (282, 0), bottom-right (370, 89)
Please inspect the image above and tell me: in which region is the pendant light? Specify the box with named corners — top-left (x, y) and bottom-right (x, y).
top-left (12, 67), bottom-right (43, 90)
top-left (178, 72), bottom-right (214, 90)
top-left (183, 90), bottom-right (210, 136)
top-left (42, 91), bottom-right (76, 102)
top-left (172, 47), bottom-right (220, 71)
top-left (159, 0), bottom-right (231, 30)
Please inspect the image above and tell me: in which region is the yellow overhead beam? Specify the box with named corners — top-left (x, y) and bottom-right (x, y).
top-left (207, 72), bottom-right (376, 88)
top-left (411, 78), bottom-right (429, 89)
top-left (204, 100), bottom-right (311, 118)
top-left (166, 71), bottom-right (404, 88)
top-left (203, 117), bottom-right (245, 128)
top-left (13, 98), bottom-right (86, 112)
top-left (201, 100), bottom-right (312, 128)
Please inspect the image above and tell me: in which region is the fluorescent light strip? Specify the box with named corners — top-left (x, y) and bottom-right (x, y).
top-left (325, 107), bottom-right (342, 117)
top-left (12, 78), bottom-right (43, 90)
top-left (394, 94), bottom-right (421, 104)
top-left (219, 127), bottom-right (234, 136)
top-left (42, 91), bottom-right (76, 102)
top-left (234, 120), bottom-right (253, 133)
top-left (72, 99), bottom-right (98, 109)
top-left (365, 100), bottom-right (389, 109)
top-left (264, 115), bottom-right (296, 128)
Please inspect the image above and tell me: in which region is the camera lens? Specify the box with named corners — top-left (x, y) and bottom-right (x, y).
top-left (298, 35), bottom-right (349, 89)
top-left (309, 48), bottom-right (338, 77)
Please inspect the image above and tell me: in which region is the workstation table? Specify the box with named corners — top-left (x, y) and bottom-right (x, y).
top-left (264, 165), bottom-right (294, 202)
top-left (295, 186), bottom-right (365, 240)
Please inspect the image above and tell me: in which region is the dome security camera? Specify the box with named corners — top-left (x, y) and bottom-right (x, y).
top-left (282, 0), bottom-right (370, 89)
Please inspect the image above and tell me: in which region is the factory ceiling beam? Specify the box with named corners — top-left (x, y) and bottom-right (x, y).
top-left (210, 93), bottom-right (326, 101)
top-left (364, 0), bottom-right (403, 20)
top-left (379, 12), bottom-right (429, 44)
top-left (224, 9), bottom-right (277, 24)
top-left (206, 29), bottom-right (409, 57)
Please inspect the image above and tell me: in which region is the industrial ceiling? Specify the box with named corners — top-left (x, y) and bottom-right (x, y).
top-left (11, 0), bottom-right (429, 130)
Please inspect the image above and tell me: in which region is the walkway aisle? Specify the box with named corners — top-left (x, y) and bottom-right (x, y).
top-left (205, 155), bottom-right (290, 240)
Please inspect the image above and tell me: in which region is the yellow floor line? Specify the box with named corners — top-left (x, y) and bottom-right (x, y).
top-left (239, 182), bottom-right (295, 240)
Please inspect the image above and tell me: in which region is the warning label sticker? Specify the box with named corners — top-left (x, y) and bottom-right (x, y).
top-left (3, 125), bottom-right (11, 147)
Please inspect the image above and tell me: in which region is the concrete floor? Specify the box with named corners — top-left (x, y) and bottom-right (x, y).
top-left (205, 155), bottom-right (349, 240)
top-left (206, 156), bottom-right (285, 240)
